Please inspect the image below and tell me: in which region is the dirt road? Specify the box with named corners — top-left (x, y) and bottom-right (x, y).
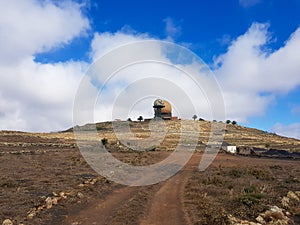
top-left (64, 154), bottom-right (200, 225)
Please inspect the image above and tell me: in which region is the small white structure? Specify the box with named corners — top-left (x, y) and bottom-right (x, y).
top-left (221, 141), bottom-right (237, 154)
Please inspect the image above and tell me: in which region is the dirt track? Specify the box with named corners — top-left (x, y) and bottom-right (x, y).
top-left (64, 154), bottom-right (201, 225)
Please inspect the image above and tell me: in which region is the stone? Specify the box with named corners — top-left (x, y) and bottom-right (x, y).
top-left (51, 197), bottom-right (58, 205)
top-left (287, 191), bottom-right (299, 201)
top-left (255, 215), bottom-right (265, 223)
top-left (45, 197), bottom-right (53, 209)
top-left (281, 196), bottom-right (289, 207)
top-left (77, 192), bottom-right (84, 198)
top-left (27, 211), bottom-right (36, 220)
top-left (59, 191), bottom-right (67, 199)
top-left (2, 219), bottom-right (13, 225)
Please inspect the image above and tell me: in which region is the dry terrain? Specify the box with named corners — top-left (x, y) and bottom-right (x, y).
top-left (1, 121), bottom-right (300, 225)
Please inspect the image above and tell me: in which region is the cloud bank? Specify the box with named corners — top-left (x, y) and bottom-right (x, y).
top-left (215, 23), bottom-right (300, 123)
top-left (0, 0), bottom-right (89, 131)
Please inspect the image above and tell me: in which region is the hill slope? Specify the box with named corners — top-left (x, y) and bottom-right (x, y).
top-left (70, 120), bottom-right (300, 152)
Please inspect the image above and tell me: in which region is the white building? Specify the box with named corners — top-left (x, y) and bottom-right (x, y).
top-left (221, 141), bottom-right (237, 154)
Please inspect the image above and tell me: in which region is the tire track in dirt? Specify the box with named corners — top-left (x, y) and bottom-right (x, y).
top-left (64, 154), bottom-right (201, 225)
top-left (139, 172), bottom-right (188, 225)
top-left (139, 153), bottom-right (200, 225)
top-left (64, 186), bottom-right (139, 225)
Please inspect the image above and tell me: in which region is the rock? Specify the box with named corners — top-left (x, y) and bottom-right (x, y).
top-left (263, 206), bottom-right (285, 220)
top-left (59, 191), bottom-right (67, 199)
top-left (287, 191), bottom-right (300, 201)
top-left (281, 196), bottom-right (289, 207)
top-left (77, 192), bottom-right (84, 198)
top-left (51, 197), bottom-right (59, 205)
top-left (228, 214), bottom-right (262, 225)
top-left (256, 215), bottom-right (265, 223)
top-left (27, 210), bottom-right (36, 219)
top-left (260, 205), bottom-right (292, 225)
top-left (2, 219), bottom-right (13, 225)
top-left (45, 197), bottom-right (53, 209)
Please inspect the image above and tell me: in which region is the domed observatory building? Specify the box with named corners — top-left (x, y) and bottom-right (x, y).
top-left (153, 99), bottom-right (172, 120)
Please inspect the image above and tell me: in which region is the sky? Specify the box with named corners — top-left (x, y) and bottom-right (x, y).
top-left (0, 0), bottom-right (300, 139)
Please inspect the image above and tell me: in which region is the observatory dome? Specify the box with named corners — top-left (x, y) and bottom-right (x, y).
top-left (161, 100), bottom-right (171, 113)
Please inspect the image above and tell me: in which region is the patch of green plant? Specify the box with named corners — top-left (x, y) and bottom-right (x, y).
top-left (243, 185), bottom-right (257, 194)
top-left (227, 169), bottom-right (245, 178)
top-left (202, 176), bottom-right (226, 186)
top-left (237, 193), bottom-right (264, 206)
top-left (247, 168), bottom-right (273, 180)
top-left (96, 126), bottom-right (107, 131)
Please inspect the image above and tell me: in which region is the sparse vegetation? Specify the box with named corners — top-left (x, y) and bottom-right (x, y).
top-left (265, 143), bottom-right (270, 149)
top-left (101, 137), bottom-right (108, 146)
top-left (236, 193), bottom-right (264, 206)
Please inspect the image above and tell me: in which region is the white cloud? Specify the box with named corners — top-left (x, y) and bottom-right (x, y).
top-left (270, 123), bottom-right (300, 140)
top-left (0, 0), bottom-right (90, 65)
top-left (163, 17), bottom-right (182, 40)
top-left (239, 0), bottom-right (261, 8)
top-left (90, 31), bottom-right (150, 60)
top-left (215, 23), bottom-right (300, 122)
top-left (0, 0), bottom-right (90, 131)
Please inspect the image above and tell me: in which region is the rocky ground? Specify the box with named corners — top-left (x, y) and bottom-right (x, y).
top-left (0, 121), bottom-right (300, 225)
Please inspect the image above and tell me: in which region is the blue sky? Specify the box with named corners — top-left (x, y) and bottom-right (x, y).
top-left (36, 0), bottom-right (300, 63)
top-left (1, 0), bottom-right (300, 139)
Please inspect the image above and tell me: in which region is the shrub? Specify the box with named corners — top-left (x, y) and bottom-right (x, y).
top-left (227, 169), bottom-right (245, 178)
top-left (237, 193), bottom-right (264, 206)
top-left (101, 138), bottom-right (108, 146)
top-left (137, 116), bottom-right (143, 122)
top-left (226, 120), bottom-right (231, 124)
top-left (244, 185), bottom-right (257, 194)
top-left (265, 143), bottom-right (270, 148)
top-left (248, 168), bottom-right (273, 180)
